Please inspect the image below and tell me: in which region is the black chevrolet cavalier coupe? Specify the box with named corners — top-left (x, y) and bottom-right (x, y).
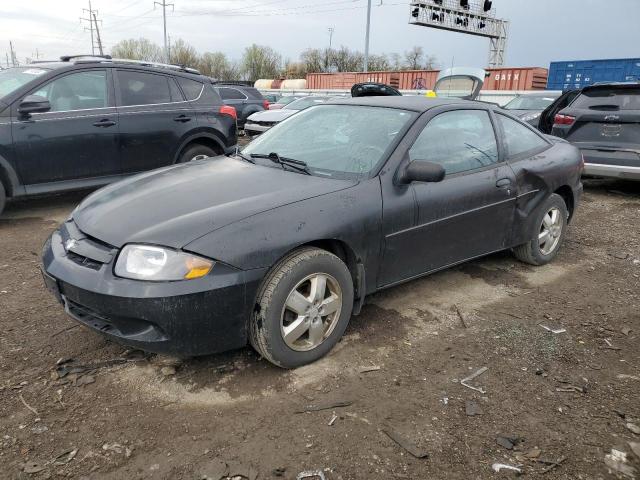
top-left (42, 96), bottom-right (583, 368)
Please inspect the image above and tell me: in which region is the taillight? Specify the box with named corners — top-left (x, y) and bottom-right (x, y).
top-left (554, 114), bottom-right (575, 126)
top-left (220, 105), bottom-right (237, 120)
top-left (263, 99), bottom-right (270, 110)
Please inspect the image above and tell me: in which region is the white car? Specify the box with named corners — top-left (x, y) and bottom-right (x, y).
top-left (245, 96), bottom-right (333, 136)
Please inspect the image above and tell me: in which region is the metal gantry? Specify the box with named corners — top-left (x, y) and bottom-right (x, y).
top-left (408, 0), bottom-right (509, 67)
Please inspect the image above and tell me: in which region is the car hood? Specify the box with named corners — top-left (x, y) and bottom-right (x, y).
top-left (73, 157), bottom-right (355, 249)
top-left (247, 109), bottom-right (297, 122)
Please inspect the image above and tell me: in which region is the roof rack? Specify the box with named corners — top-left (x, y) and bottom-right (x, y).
top-left (213, 80), bottom-right (254, 87)
top-left (60, 54), bottom-right (112, 62)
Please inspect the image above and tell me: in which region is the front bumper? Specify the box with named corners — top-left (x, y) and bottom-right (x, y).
top-left (244, 122), bottom-right (273, 135)
top-left (42, 222), bottom-right (267, 356)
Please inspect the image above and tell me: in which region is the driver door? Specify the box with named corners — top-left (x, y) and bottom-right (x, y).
top-left (379, 107), bottom-right (516, 286)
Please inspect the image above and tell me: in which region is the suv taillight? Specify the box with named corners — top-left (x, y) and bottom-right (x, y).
top-left (554, 114), bottom-right (575, 126)
top-left (220, 105), bottom-right (237, 120)
top-left (263, 99), bottom-right (270, 110)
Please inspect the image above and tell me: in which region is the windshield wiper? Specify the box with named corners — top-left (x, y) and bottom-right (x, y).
top-left (233, 147), bottom-right (255, 164)
top-left (250, 152), bottom-right (311, 175)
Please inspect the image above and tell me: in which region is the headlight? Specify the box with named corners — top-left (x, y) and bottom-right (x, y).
top-left (520, 112), bottom-right (541, 122)
top-left (114, 245), bottom-right (214, 281)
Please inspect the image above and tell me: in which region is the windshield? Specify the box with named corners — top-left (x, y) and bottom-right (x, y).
top-left (242, 104), bottom-right (415, 177)
top-left (0, 67), bottom-right (49, 98)
top-left (275, 96), bottom-right (299, 106)
top-left (285, 97), bottom-right (331, 111)
top-left (504, 95), bottom-right (557, 110)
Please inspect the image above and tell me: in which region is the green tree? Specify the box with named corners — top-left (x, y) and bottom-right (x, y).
top-left (241, 44), bottom-right (282, 82)
top-left (169, 39), bottom-right (199, 68)
top-left (198, 52), bottom-right (240, 80)
top-left (110, 38), bottom-right (163, 62)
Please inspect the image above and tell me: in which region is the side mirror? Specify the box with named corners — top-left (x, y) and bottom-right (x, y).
top-left (398, 160), bottom-right (445, 184)
top-left (18, 95), bottom-right (51, 115)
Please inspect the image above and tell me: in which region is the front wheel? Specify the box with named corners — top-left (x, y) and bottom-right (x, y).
top-left (513, 193), bottom-right (568, 266)
top-left (177, 144), bottom-right (217, 163)
top-left (0, 182), bottom-right (6, 216)
top-left (250, 248), bottom-right (354, 368)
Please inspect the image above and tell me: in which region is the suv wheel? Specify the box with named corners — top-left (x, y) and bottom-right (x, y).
top-left (0, 182), bottom-right (6, 216)
top-left (250, 248), bottom-right (354, 368)
top-left (513, 193), bottom-right (568, 266)
top-left (177, 144), bottom-right (218, 163)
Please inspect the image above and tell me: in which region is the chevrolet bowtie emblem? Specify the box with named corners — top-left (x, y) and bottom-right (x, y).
top-left (64, 238), bottom-right (78, 252)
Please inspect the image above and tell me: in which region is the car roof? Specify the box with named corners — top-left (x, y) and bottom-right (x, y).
top-left (326, 95), bottom-right (471, 112)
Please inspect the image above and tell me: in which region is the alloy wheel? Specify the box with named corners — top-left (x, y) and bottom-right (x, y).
top-left (280, 273), bottom-right (342, 352)
top-left (538, 207), bottom-right (563, 255)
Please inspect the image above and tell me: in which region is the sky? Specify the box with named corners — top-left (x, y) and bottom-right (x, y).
top-left (2, 0), bottom-right (639, 70)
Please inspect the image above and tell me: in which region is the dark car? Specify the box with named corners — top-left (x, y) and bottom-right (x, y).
top-left (502, 92), bottom-right (561, 127)
top-left (42, 97), bottom-right (583, 368)
top-left (538, 89), bottom-right (581, 134)
top-left (551, 83), bottom-right (640, 180)
top-left (0, 56), bottom-right (237, 216)
top-left (214, 84), bottom-right (269, 128)
top-left (244, 96), bottom-right (334, 136)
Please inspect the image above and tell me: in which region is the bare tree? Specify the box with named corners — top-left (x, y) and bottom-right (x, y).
top-left (241, 44), bottom-right (282, 82)
top-left (111, 38), bottom-right (163, 62)
top-left (198, 52), bottom-right (240, 80)
top-left (169, 39), bottom-right (199, 68)
top-left (389, 52), bottom-right (403, 70)
top-left (368, 54), bottom-right (391, 72)
top-left (300, 48), bottom-right (326, 74)
top-left (332, 46), bottom-right (363, 72)
top-left (424, 54), bottom-right (439, 70)
top-left (403, 46), bottom-right (425, 70)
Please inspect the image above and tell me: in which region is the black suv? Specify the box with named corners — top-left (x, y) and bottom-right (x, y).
top-left (214, 83), bottom-right (269, 129)
top-left (0, 55), bottom-right (238, 215)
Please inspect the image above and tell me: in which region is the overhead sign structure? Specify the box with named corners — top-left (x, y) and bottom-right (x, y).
top-left (409, 0), bottom-right (509, 67)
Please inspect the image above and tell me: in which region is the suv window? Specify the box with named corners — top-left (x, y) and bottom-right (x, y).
top-left (496, 114), bottom-right (548, 157)
top-left (33, 70), bottom-right (107, 112)
top-left (118, 70), bottom-right (182, 106)
top-left (409, 110), bottom-right (498, 175)
top-left (176, 77), bottom-right (203, 101)
top-left (218, 87), bottom-right (246, 100)
top-left (571, 87), bottom-right (640, 111)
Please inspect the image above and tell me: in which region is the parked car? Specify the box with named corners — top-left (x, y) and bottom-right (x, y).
top-left (0, 55), bottom-right (237, 216)
top-left (43, 96), bottom-right (583, 368)
top-left (214, 84), bottom-right (269, 128)
top-left (502, 92), bottom-right (562, 127)
top-left (244, 96), bottom-right (333, 136)
top-left (262, 93), bottom-right (281, 104)
top-left (269, 95), bottom-right (302, 110)
top-left (551, 83), bottom-right (640, 180)
top-left (538, 89), bottom-right (581, 134)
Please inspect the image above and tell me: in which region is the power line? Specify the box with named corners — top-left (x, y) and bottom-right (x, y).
top-left (80, 0), bottom-right (101, 55)
top-left (93, 12), bottom-right (104, 55)
top-left (154, 0), bottom-right (174, 63)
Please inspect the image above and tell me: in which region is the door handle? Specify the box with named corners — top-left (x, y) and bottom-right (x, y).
top-left (173, 115), bottom-right (192, 123)
top-left (496, 178), bottom-right (512, 188)
top-left (93, 119), bottom-right (116, 127)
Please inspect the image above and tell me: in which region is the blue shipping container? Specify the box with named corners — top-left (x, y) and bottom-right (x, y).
top-left (547, 58), bottom-right (640, 90)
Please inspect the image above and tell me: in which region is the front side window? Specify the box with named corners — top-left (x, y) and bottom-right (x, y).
top-left (218, 87), bottom-right (246, 100)
top-left (32, 70), bottom-right (107, 112)
top-left (242, 105), bottom-right (415, 177)
top-left (118, 71), bottom-right (177, 106)
top-left (496, 114), bottom-right (548, 157)
top-left (409, 110), bottom-right (498, 175)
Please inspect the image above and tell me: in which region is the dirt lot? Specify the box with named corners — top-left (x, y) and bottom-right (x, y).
top-left (0, 179), bottom-right (639, 480)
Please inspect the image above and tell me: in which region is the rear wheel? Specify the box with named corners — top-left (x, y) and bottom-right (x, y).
top-left (177, 144), bottom-right (218, 163)
top-left (250, 248), bottom-right (354, 368)
top-left (513, 193), bottom-right (568, 266)
top-left (0, 182), bottom-right (6, 216)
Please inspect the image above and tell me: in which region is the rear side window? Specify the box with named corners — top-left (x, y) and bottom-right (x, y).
top-left (218, 87), bottom-right (246, 100)
top-left (410, 110), bottom-right (498, 175)
top-left (118, 71), bottom-right (177, 106)
top-left (242, 87), bottom-right (264, 100)
top-left (572, 87), bottom-right (640, 111)
top-left (496, 114), bottom-right (548, 157)
top-left (176, 77), bottom-right (203, 100)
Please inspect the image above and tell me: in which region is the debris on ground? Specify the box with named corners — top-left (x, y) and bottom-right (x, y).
top-left (382, 428), bottom-right (429, 458)
top-left (455, 304), bottom-right (468, 328)
top-left (465, 400), bottom-right (483, 416)
top-left (604, 449), bottom-right (636, 478)
top-left (295, 400), bottom-right (353, 413)
top-left (538, 456), bottom-right (567, 474)
top-left (629, 442), bottom-right (640, 461)
top-left (53, 448), bottom-right (78, 465)
top-left (358, 365), bottom-right (381, 373)
top-left (328, 413), bottom-right (338, 426)
top-left (22, 461), bottom-right (46, 474)
top-left (297, 470), bottom-right (326, 480)
top-left (626, 423), bottom-right (640, 435)
top-left (461, 367), bottom-right (488, 394)
top-left (272, 467), bottom-right (287, 477)
top-left (491, 463), bottom-right (522, 473)
top-left (496, 436), bottom-right (522, 450)
top-left (102, 443), bottom-right (133, 457)
top-left (539, 324), bottom-right (567, 334)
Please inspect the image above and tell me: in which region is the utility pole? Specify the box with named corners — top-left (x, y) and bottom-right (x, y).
top-left (9, 41), bottom-right (17, 66)
top-left (328, 27), bottom-right (334, 49)
top-left (93, 13), bottom-right (104, 55)
top-left (363, 0), bottom-right (372, 72)
top-left (81, 0), bottom-right (98, 55)
top-left (154, 0), bottom-right (174, 63)
top-left (6, 52), bottom-right (9, 68)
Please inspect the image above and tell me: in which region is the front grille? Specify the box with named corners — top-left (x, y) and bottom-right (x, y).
top-left (254, 121), bottom-right (276, 127)
top-left (66, 251), bottom-right (103, 271)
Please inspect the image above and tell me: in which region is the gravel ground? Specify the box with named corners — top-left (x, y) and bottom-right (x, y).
top-left (0, 178), bottom-right (638, 480)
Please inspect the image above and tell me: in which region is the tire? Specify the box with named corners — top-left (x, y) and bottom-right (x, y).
top-left (250, 247), bottom-right (354, 368)
top-left (513, 193), bottom-right (569, 266)
top-left (0, 182), bottom-right (5, 216)
top-left (177, 144), bottom-right (218, 163)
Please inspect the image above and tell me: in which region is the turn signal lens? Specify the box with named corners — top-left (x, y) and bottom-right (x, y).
top-left (184, 257), bottom-right (214, 279)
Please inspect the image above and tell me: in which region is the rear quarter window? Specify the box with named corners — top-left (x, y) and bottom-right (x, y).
top-left (176, 77), bottom-right (204, 101)
top-left (572, 87), bottom-right (640, 110)
top-left (496, 114), bottom-right (549, 158)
